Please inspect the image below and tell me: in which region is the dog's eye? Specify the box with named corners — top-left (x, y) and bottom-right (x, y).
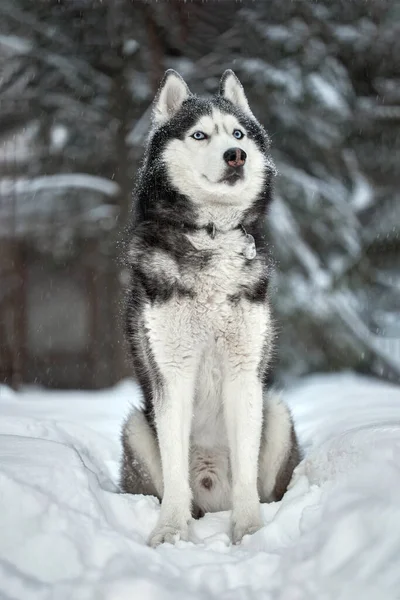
top-left (233, 129), bottom-right (244, 140)
top-left (192, 131), bottom-right (207, 140)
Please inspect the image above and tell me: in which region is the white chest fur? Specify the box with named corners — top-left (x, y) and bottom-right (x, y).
top-left (143, 227), bottom-right (271, 439)
top-left (183, 228), bottom-right (262, 307)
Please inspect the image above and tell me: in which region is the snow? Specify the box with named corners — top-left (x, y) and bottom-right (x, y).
top-left (269, 196), bottom-right (330, 286)
top-left (50, 125), bottom-right (69, 152)
top-left (0, 174), bottom-right (120, 198)
top-left (0, 373), bottom-right (400, 599)
top-left (239, 58), bottom-right (303, 101)
top-left (122, 39), bottom-right (139, 56)
top-left (0, 34), bottom-right (33, 54)
top-left (307, 73), bottom-right (349, 114)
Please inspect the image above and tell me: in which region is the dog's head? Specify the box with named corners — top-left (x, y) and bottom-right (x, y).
top-left (146, 70), bottom-right (275, 213)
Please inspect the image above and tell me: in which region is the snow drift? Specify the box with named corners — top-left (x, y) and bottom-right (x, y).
top-left (0, 373), bottom-right (400, 599)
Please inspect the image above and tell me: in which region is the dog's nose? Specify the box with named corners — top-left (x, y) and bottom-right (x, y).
top-left (223, 147), bottom-right (247, 168)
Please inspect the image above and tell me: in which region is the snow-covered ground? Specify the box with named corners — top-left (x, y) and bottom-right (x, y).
top-left (1, 373), bottom-right (400, 599)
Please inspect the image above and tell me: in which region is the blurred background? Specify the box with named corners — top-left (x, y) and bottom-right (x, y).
top-left (0, 0), bottom-right (399, 391)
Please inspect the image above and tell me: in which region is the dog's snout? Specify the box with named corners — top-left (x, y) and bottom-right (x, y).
top-left (223, 147), bottom-right (247, 168)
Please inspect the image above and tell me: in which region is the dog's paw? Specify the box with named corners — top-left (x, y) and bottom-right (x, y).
top-left (148, 521), bottom-right (189, 547)
top-left (231, 513), bottom-right (263, 545)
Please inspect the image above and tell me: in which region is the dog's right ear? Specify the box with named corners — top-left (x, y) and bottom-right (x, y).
top-left (152, 70), bottom-right (191, 126)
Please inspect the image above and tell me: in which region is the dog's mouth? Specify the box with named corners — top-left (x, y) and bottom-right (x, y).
top-left (202, 167), bottom-right (244, 186)
top-left (219, 166), bottom-right (244, 186)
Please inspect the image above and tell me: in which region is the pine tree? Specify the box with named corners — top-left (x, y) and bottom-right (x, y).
top-left (228, 0), bottom-right (400, 382)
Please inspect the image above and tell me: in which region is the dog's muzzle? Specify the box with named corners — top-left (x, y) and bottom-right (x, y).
top-left (221, 147), bottom-right (246, 184)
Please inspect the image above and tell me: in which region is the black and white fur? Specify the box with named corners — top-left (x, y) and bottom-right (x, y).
top-left (120, 69), bottom-right (300, 547)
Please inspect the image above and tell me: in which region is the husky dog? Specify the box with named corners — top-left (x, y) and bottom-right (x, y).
top-left (120, 69), bottom-right (300, 547)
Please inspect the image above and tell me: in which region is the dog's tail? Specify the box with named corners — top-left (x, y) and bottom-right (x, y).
top-left (258, 392), bottom-right (302, 502)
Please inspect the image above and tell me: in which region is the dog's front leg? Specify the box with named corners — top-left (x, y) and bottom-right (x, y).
top-left (148, 370), bottom-right (195, 547)
top-left (223, 369), bottom-right (264, 544)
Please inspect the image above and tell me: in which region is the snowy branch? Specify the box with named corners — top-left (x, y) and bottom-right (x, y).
top-left (0, 175), bottom-right (120, 198)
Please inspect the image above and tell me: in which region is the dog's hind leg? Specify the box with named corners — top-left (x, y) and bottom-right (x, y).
top-left (120, 407), bottom-right (163, 499)
top-left (258, 393), bottom-right (301, 503)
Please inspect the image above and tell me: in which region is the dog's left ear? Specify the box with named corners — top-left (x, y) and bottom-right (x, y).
top-left (219, 70), bottom-right (253, 117)
top-left (152, 69), bottom-right (191, 126)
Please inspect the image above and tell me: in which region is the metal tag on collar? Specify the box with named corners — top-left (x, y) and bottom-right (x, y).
top-left (240, 225), bottom-right (256, 260)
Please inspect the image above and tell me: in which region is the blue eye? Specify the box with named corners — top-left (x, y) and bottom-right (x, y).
top-left (192, 131), bottom-right (207, 140)
top-left (233, 129), bottom-right (244, 139)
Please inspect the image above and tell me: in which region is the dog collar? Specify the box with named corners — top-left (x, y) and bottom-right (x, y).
top-left (201, 222), bottom-right (257, 260)
top-left (170, 220), bottom-right (257, 260)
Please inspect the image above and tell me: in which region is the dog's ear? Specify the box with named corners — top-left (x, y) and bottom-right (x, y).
top-left (152, 69), bottom-right (191, 126)
top-left (219, 70), bottom-right (253, 117)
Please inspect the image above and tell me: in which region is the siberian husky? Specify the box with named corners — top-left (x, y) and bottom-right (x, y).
top-left (120, 69), bottom-right (300, 547)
